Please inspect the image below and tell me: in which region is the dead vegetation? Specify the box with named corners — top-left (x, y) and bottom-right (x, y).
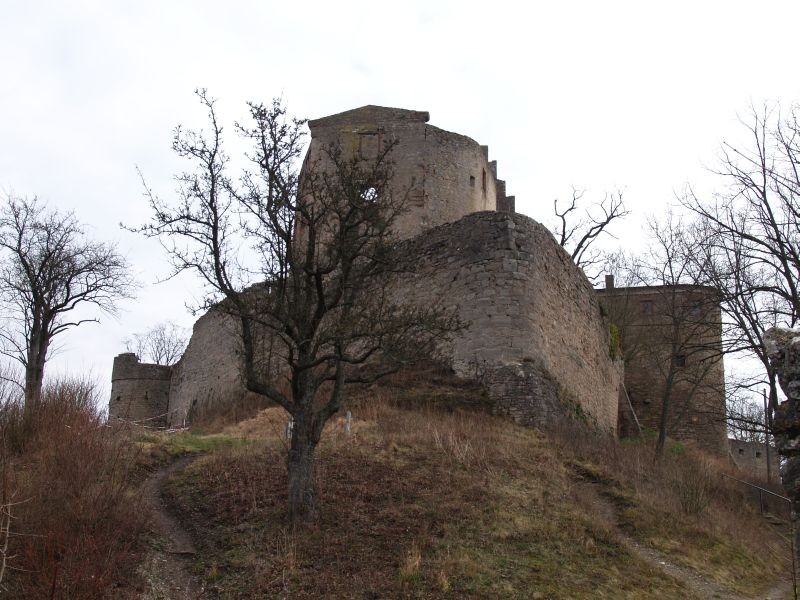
top-left (150, 369), bottom-right (789, 599)
top-left (0, 377), bottom-right (148, 598)
top-left (553, 419), bottom-right (789, 597)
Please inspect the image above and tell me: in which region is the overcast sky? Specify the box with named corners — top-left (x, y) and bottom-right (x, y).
top-left (2, 0), bottom-right (799, 397)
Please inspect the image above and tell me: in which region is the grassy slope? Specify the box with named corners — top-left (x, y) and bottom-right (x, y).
top-left (147, 377), bottom-right (788, 599)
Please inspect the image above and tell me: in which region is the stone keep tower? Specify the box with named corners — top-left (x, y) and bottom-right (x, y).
top-left (303, 106), bottom-right (515, 240)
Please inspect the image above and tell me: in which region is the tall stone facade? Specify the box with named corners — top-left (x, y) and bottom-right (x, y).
top-left (109, 211), bottom-right (621, 431)
top-left (304, 106), bottom-right (515, 240)
top-left (392, 212), bottom-right (620, 430)
top-left (596, 279), bottom-right (727, 453)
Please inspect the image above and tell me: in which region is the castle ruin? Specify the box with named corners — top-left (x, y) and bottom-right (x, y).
top-left (110, 105), bottom-right (725, 448)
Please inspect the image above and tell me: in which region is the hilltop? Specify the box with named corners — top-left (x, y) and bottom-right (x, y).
top-left (125, 369), bottom-right (790, 599)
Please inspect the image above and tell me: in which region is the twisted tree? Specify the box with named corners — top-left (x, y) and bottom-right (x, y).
top-left (552, 187), bottom-right (628, 282)
top-left (137, 91), bottom-right (458, 521)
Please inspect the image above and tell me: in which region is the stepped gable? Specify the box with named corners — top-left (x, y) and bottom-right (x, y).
top-left (303, 104), bottom-right (514, 240)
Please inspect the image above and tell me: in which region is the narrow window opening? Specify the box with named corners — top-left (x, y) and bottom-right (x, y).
top-left (756, 451), bottom-right (762, 458)
top-left (738, 448), bottom-right (744, 455)
top-left (469, 175), bottom-right (476, 187)
top-left (481, 169), bottom-right (487, 195)
top-left (641, 300), bottom-right (653, 315)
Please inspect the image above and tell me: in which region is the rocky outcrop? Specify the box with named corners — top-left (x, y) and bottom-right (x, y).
top-left (764, 327), bottom-right (800, 569)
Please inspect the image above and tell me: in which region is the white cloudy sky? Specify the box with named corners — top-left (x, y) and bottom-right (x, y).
top-left (2, 0), bottom-right (799, 395)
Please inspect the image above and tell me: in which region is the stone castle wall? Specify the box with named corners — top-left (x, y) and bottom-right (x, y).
top-left (305, 106), bottom-right (515, 241)
top-left (729, 439), bottom-right (779, 481)
top-left (109, 353), bottom-right (171, 426)
top-left (167, 309), bottom-right (247, 426)
top-left (392, 211), bottom-right (620, 431)
top-left (109, 105), bottom-right (638, 438)
top-left (133, 211), bottom-right (620, 431)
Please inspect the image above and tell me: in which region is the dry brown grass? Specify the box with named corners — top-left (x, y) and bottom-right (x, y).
top-left (0, 378), bottom-right (148, 598)
top-left (550, 419), bottom-right (789, 596)
top-left (163, 392), bottom-right (699, 598)
top-left (149, 366), bottom-right (790, 598)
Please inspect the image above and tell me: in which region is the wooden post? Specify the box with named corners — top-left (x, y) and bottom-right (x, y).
top-left (764, 389), bottom-right (773, 484)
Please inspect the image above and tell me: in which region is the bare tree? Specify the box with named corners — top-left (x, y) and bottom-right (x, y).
top-left (124, 321), bottom-right (188, 365)
top-left (682, 102), bottom-right (800, 416)
top-left (684, 103), bottom-right (800, 329)
top-left (552, 187), bottom-right (629, 282)
top-left (602, 213), bottom-right (725, 457)
top-left (726, 382), bottom-right (769, 443)
top-left (691, 214), bottom-right (787, 433)
top-left (135, 91), bottom-right (458, 521)
top-left (0, 196), bottom-right (134, 418)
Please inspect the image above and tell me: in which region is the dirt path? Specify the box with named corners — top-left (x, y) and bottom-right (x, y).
top-left (575, 477), bottom-right (793, 599)
top-left (138, 455), bottom-right (205, 600)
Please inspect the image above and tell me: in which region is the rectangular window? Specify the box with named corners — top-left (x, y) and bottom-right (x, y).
top-left (469, 175), bottom-right (475, 187)
top-left (641, 300), bottom-right (653, 315)
top-left (481, 169), bottom-right (487, 196)
top-left (672, 354), bottom-right (686, 368)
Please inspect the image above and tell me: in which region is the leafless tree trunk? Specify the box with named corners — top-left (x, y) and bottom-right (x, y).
top-left (136, 91), bottom-right (459, 521)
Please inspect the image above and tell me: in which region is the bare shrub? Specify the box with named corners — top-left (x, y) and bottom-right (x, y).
top-left (0, 376), bottom-right (147, 598)
top-left (669, 455), bottom-right (715, 515)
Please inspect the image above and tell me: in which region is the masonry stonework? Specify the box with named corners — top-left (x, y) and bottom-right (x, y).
top-left (729, 439), bottom-right (779, 481)
top-left (109, 353), bottom-right (171, 426)
top-left (304, 106), bottom-right (515, 241)
top-left (391, 211), bottom-right (620, 431)
top-left (167, 310), bottom-right (246, 426)
top-left (597, 282), bottom-right (727, 453)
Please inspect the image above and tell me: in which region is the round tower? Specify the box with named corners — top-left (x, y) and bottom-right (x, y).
top-left (108, 353), bottom-right (172, 426)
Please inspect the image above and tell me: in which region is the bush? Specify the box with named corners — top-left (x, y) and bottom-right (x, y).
top-left (0, 377), bottom-right (148, 597)
top-left (669, 455), bottom-right (714, 515)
